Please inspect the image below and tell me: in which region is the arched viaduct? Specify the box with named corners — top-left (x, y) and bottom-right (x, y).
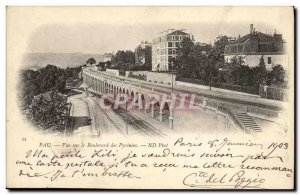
top-left (82, 67), bottom-right (205, 129)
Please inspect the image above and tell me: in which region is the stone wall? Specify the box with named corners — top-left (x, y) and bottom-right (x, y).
top-left (147, 72), bottom-right (176, 85)
top-left (106, 69), bottom-right (120, 76)
top-left (224, 54), bottom-right (288, 70)
top-left (176, 80), bottom-right (259, 97)
top-left (125, 71), bottom-right (148, 78)
top-left (125, 71), bottom-right (176, 85)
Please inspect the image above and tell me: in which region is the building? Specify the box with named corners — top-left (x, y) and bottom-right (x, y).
top-left (195, 42), bottom-right (211, 47)
top-left (134, 41), bottom-right (152, 66)
top-left (102, 53), bottom-right (113, 62)
top-left (152, 29), bottom-right (194, 71)
top-left (224, 24), bottom-right (288, 70)
top-left (215, 35), bottom-right (237, 44)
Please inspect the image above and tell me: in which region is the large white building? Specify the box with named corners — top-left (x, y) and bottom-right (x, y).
top-left (152, 29), bottom-right (194, 71)
top-left (224, 24), bottom-right (288, 70)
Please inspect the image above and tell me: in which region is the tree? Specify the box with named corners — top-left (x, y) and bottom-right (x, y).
top-left (267, 64), bottom-right (286, 87)
top-left (213, 35), bottom-right (229, 69)
top-left (258, 55), bottom-right (267, 70)
top-left (86, 58), bottom-right (96, 65)
top-left (177, 37), bottom-right (194, 57)
top-left (135, 46), bottom-right (144, 66)
top-left (111, 50), bottom-right (135, 70)
top-left (28, 91), bottom-right (70, 131)
top-left (252, 55), bottom-right (267, 88)
top-left (221, 56), bottom-right (246, 85)
top-left (175, 37), bottom-right (195, 78)
top-left (206, 50), bottom-right (222, 90)
top-left (239, 65), bottom-right (253, 86)
top-left (55, 76), bottom-right (66, 92)
top-left (19, 64), bottom-right (82, 109)
top-left (144, 46), bottom-right (152, 67)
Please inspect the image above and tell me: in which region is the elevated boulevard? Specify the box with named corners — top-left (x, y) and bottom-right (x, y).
top-left (82, 66), bottom-right (286, 133)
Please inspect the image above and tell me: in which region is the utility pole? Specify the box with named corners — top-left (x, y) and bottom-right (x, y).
top-left (171, 61), bottom-right (174, 92)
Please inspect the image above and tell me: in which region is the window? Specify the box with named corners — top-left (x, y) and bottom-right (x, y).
top-left (268, 57), bottom-right (272, 64)
top-left (179, 36), bottom-right (182, 40)
top-left (168, 42), bottom-right (172, 47)
top-left (175, 42), bottom-right (179, 48)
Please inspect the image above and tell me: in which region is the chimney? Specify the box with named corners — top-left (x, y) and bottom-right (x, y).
top-left (250, 24), bottom-right (253, 34)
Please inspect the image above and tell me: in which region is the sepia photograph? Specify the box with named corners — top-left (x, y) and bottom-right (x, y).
top-left (6, 6), bottom-right (295, 190)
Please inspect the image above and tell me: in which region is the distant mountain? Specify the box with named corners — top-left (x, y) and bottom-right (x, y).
top-left (22, 53), bottom-right (105, 69)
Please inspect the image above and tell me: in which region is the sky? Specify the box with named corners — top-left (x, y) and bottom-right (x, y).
top-left (24, 7), bottom-right (293, 54)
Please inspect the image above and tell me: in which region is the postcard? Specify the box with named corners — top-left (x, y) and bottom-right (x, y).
top-left (6, 6), bottom-right (294, 189)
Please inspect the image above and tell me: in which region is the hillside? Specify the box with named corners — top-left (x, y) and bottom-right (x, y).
top-left (22, 53), bottom-right (104, 69)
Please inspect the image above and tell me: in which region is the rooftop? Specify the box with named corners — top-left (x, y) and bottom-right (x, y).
top-left (168, 30), bottom-right (189, 36)
top-left (228, 31), bottom-right (275, 45)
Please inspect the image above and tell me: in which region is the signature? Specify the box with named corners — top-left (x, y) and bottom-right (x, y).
top-left (183, 170), bottom-right (265, 189)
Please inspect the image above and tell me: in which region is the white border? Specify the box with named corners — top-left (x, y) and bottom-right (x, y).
top-left (1, 0), bottom-right (299, 194)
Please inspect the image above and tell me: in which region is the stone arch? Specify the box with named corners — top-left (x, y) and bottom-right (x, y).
top-left (105, 82), bottom-right (109, 94)
top-left (130, 91), bottom-right (134, 98)
top-left (97, 79), bottom-right (101, 93)
top-left (110, 84), bottom-right (113, 94)
top-left (100, 81), bottom-right (103, 93)
top-left (152, 101), bottom-right (160, 118)
top-left (161, 102), bottom-right (170, 122)
top-left (135, 92), bottom-right (139, 102)
top-left (144, 95), bottom-right (151, 109)
top-left (140, 94), bottom-right (146, 109)
top-left (116, 86), bottom-right (119, 96)
top-left (113, 85), bottom-right (116, 98)
top-left (105, 83), bottom-right (109, 94)
top-left (133, 92), bottom-right (141, 110)
top-left (103, 82), bottom-right (105, 93)
top-left (143, 95), bottom-right (151, 115)
top-left (126, 90), bottom-right (133, 106)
